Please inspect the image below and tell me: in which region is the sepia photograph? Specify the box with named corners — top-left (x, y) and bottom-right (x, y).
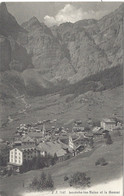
top-left (0, 1), bottom-right (123, 196)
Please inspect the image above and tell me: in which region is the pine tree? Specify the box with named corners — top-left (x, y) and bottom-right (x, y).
top-left (46, 174), bottom-right (54, 189)
top-left (106, 134), bottom-right (113, 145)
top-left (39, 172), bottom-right (47, 190)
top-left (29, 177), bottom-right (39, 191)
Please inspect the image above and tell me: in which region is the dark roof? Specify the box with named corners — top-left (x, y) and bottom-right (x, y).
top-left (11, 145), bottom-right (37, 152)
top-left (102, 118), bottom-right (116, 123)
top-left (38, 141), bottom-right (67, 157)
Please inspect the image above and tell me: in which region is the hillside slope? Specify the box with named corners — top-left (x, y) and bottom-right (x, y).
top-left (0, 3), bottom-right (123, 135)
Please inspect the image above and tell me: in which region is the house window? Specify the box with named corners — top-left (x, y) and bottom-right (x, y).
top-left (11, 159), bottom-right (13, 162)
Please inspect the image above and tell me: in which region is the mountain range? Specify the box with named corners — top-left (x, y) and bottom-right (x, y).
top-left (0, 2), bottom-right (123, 133)
top-left (0, 3), bottom-right (123, 95)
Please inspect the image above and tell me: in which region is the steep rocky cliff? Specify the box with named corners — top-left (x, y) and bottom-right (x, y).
top-left (51, 4), bottom-right (123, 83)
top-left (0, 2), bottom-right (123, 94)
top-left (0, 2), bottom-right (123, 131)
top-left (21, 16), bottom-right (74, 80)
top-left (0, 35), bottom-right (11, 71)
top-left (0, 2), bottom-right (33, 73)
top-left (0, 2), bottom-right (25, 38)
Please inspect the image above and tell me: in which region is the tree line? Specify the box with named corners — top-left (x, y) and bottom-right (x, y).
top-left (20, 153), bottom-right (58, 173)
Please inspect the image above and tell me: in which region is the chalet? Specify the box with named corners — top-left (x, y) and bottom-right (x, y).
top-left (101, 118), bottom-right (116, 131)
top-left (21, 136), bottom-right (35, 146)
top-left (35, 129), bottom-right (41, 133)
top-left (37, 141), bottom-right (67, 161)
top-left (13, 140), bottom-right (22, 147)
top-left (74, 120), bottom-right (82, 126)
top-left (72, 127), bottom-right (84, 132)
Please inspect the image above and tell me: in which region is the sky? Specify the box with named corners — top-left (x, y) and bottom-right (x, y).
top-left (6, 2), bottom-right (122, 26)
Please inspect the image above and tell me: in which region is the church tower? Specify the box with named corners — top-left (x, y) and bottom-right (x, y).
top-left (69, 135), bottom-right (75, 150)
top-left (42, 122), bottom-right (46, 137)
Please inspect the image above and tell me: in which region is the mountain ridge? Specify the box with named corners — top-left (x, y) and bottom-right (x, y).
top-left (0, 2), bottom-right (123, 134)
top-left (0, 2), bottom-right (123, 96)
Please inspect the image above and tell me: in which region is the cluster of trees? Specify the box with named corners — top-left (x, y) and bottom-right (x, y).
top-left (65, 172), bottom-right (90, 188)
top-left (20, 153), bottom-right (58, 173)
top-left (29, 172), bottom-right (54, 191)
top-left (60, 64), bottom-right (123, 96)
top-left (106, 134), bottom-right (113, 145)
top-left (95, 157), bottom-right (108, 166)
top-left (0, 167), bottom-right (14, 177)
top-left (25, 61), bottom-right (123, 98)
top-left (0, 145), bottom-right (9, 166)
top-left (103, 131), bottom-right (113, 145)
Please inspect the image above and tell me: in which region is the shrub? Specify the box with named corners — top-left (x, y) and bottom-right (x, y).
top-left (69, 172), bottom-right (90, 187)
top-left (95, 158), bottom-right (108, 166)
top-left (7, 168), bottom-right (13, 176)
top-left (64, 175), bottom-right (69, 181)
top-left (45, 174), bottom-right (54, 189)
top-left (0, 145), bottom-right (9, 166)
top-left (29, 177), bottom-right (40, 191)
top-left (29, 172), bottom-right (54, 191)
top-left (106, 134), bottom-right (113, 145)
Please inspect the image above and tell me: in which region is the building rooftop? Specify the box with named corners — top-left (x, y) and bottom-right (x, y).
top-left (92, 127), bottom-right (101, 133)
top-left (102, 118), bottom-right (116, 123)
top-left (21, 135), bottom-right (35, 143)
top-left (38, 141), bottom-right (67, 157)
top-left (11, 145), bottom-right (37, 152)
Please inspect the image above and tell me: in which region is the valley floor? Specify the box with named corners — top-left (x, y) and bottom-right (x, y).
top-left (0, 86), bottom-right (123, 141)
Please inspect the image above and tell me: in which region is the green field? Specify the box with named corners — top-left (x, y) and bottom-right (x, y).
top-left (0, 136), bottom-right (123, 196)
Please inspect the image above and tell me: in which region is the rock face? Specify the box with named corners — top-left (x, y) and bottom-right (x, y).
top-left (0, 2), bottom-right (123, 94)
top-left (51, 4), bottom-right (124, 83)
top-left (9, 36), bottom-right (33, 72)
top-left (0, 2), bottom-right (33, 73)
top-left (0, 35), bottom-right (11, 71)
top-left (0, 2), bottom-right (24, 38)
top-left (22, 17), bottom-right (74, 80)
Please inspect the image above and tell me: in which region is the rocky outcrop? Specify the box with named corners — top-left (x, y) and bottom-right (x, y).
top-left (0, 3), bottom-right (33, 72)
top-left (0, 2), bottom-right (25, 38)
top-left (9, 36), bottom-right (33, 72)
top-left (0, 35), bottom-right (11, 71)
top-left (51, 4), bottom-right (124, 83)
top-left (22, 17), bottom-right (75, 80)
top-left (0, 2), bottom-right (123, 94)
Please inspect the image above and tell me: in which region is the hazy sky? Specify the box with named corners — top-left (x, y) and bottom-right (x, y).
top-left (6, 2), bottom-right (122, 26)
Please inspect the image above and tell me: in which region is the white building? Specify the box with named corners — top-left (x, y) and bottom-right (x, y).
top-left (9, 146), bottom-right (39, 167)
top-left (101, 118), bottom-right (116, 131)
top-left (9, 148), bottom-right (23, 166)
